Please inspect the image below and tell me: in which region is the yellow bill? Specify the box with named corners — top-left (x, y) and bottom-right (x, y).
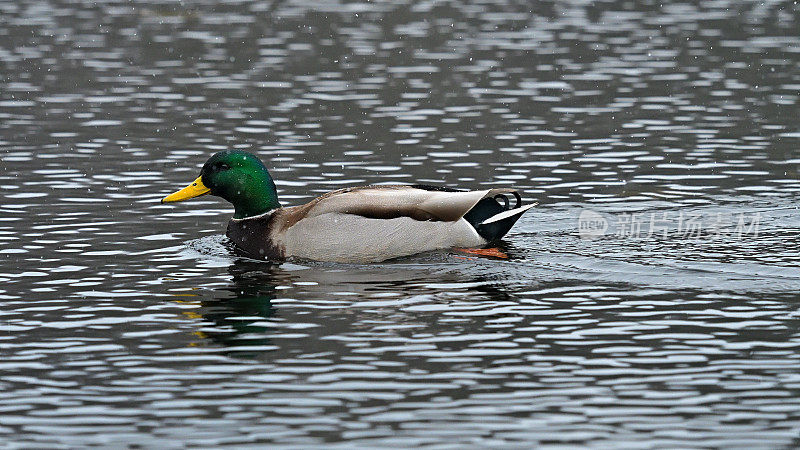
top-left (162, 176), bottom-right (210, 203)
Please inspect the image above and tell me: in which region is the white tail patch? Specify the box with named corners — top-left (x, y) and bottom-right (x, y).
top-left (480, 202), bottom-right (538, 225)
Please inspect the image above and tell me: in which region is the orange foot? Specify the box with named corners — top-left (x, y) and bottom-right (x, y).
top-left (454, 247), bottom-right (509, 259)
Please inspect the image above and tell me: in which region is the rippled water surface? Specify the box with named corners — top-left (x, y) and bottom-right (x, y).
top-left (2, 0), bottom-right (800, 447)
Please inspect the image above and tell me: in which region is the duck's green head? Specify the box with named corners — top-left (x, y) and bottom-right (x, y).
top-left (162, 150), bottom-right (280, 219)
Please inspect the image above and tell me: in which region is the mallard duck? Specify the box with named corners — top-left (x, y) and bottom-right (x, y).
top-left (162, 150), bottom-right (536, 263)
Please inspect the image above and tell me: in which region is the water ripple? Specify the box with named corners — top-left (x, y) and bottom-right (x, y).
top-left (1, 0), bottom-right (799, 447)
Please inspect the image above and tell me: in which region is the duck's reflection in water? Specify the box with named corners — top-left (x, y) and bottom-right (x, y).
top-left (194, 260), bottom-right (279, 357)
top-left (187, 250), bottom-right (526, 356)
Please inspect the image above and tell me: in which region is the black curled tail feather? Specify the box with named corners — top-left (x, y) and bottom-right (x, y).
top-left (462, 192), bottom-right (526, 242)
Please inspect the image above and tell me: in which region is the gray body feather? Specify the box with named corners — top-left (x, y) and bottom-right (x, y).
top-left (227, 185), bottom-right (532, 263)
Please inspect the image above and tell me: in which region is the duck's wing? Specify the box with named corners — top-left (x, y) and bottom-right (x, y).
top-left (265, 185), bottom-right (536, 262)
top-left (282, 185), bottom-right (523, 225)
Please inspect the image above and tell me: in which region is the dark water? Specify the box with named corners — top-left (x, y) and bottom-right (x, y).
top-left (2, 0), bottom-right (800, 447)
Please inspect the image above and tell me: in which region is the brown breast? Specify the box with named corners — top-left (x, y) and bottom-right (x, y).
top-left (225, 212), bottom-right (285, 260)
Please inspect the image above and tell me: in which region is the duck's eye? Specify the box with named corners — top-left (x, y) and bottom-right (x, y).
top-left (217, 163), bottom-right (231, 171)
